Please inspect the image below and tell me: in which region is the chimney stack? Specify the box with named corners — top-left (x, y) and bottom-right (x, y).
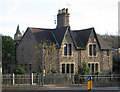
top-left (57, 8), bottom-right (70, 28)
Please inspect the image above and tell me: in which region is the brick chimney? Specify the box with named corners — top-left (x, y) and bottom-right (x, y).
top-left (57, 8), bottom-right (70, 28)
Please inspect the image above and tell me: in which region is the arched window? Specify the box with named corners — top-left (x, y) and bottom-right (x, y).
top-left (64, 44), bottom-right (67, 56)
top-left (89, 44), bottom-right (92, 56)
top-left (89, 44), bottom-right (96, 56)
top-left (66, 64), bottom-right (69, 73)
top-left (93, 44), bottom-right (96, 56)
top-left (68, 44), bottom-right (72, 55)
top-left (95, 63), bottom-right (98, 72)
top-left (62, 64), bottom-right (65, 73)
top-left (71, 64), bottom-right (74, 73)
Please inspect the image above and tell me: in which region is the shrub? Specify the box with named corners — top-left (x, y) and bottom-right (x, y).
top-left (13, 66), bottom-right (26, 74)
top-left (51, 68), bottom-right (58, 73)
top-left (78, 61), bottom-right (90, 75)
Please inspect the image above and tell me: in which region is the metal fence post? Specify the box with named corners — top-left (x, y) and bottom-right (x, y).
top-left (11, 73), bottom-right (15, 85)
top-left (30, 73), bottom-right (33, 85)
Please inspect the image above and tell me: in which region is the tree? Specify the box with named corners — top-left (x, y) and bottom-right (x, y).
top-left (78, 61), bottom-right (90, 75)
top-left (35, 40), bottom-right (58, 74)
top-left (13, 66), bottom-right (26, 74)
top-left (2, 36), bottom-right (15, 61)
top-left (2, 35), bottom-right (16, 73)
top-left (113, 55), bottom-right (120, 74)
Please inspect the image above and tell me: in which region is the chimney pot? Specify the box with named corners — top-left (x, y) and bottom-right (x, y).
top-left (62, 8), bottom-right (66, 13)
top-left (58, 10), bottom-right (62, 14)
top-left (66, 8), bottom-right (68, 13)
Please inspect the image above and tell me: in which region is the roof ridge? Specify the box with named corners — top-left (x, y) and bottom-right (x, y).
top-left (28, 27), bottom-right (55, 30)
top-left (72, 27), bottom-right (94, 32)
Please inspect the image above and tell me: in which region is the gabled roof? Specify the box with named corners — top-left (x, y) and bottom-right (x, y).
top-left (28, 26), bottom-right (68, 48)
top-left (53, 26), bottom-right (68, 47)
top-left (20, 26), bottom-right (111, 50)
top-left (97, 34), bottom-right (111, 50)
top-left (29, 27), bottom-right (56, 43)
top-left (71, 28), bottom-right (93, 49)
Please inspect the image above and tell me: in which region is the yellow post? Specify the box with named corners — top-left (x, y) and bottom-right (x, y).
top-left (43, 70), bottom-right (45, 77)
top-left (90, 77), bottom-right (92, 89)
top-left (88, 76), bottom-right (92, 91)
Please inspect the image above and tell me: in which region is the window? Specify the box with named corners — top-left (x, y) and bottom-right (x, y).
top-left (95, 63), bottom-right (98, 72)
top-left (25, 64), bottom-right (27, 71)
top-left (29, 64), bottom-right (32, 71)
top-left (107, 50), bottom-right (109, 56)
top-left (92, 63), bottom-right (94, 74)
top-left (88, 63), bottom-right (90, 68)
top-left (89, 44), bottom-right (96, 56)
top-left (71, 64), bottom-right (74, 73)
top-left (62, 64), bottom-right (65, 73)
top-left (68, 44), bottom-right (72, 55)
top-left (64, 44), bottom-right (72, 56)
top-left (64, 44), bottom-right (67, 56)
top-left (66, 64), bottom-right (69, 73)
top-left (88, 63), bottom-right (99, 74)
top-left (89, 45), bottom-right (92, 56)
top-left (93, 45), bottom-right (96, 56)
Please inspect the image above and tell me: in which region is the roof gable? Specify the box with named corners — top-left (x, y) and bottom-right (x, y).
top-left (53, 26), bottom-right (68, 47)
top-left (71, 28), bottom-right (93, 49)
top-left (25, 27), bottom-right (68, 48)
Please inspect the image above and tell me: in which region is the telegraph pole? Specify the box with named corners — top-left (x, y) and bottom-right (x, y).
top-left (42, 46), bottom-right (44, 87)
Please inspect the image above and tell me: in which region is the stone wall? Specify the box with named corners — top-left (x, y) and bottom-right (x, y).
top-left (16, 29), bottom-right (40, 73)
top-left (16, 29), bottom-right (113, 74)
top-left (79, 30), bottom-right (113, 73)
top-left (58, 30), bottom-right (78, 74)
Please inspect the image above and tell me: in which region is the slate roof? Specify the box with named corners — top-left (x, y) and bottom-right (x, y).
top-left (29, 27), bottom-right (56, 43)
top-left (29, 26), bottom-right (68, 48)
top-left (71, 28), bottom-right (93, 49)
top-left (26, 26), bottom-right (111, 50)
top-left (96, 34), bottom-right (111, 50)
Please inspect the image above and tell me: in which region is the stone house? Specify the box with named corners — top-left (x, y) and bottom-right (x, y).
top-left (15, 8), bottom-right (113, 74)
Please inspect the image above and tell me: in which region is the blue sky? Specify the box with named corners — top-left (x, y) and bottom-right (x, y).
top-left (0, 0), bottom-right (119, 38)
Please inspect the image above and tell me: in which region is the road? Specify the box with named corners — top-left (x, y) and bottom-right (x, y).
top-left (2, 87), bottom-right (119, 92)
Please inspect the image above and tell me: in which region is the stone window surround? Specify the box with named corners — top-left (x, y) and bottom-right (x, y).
top-left (60, 62), bottom-right (75, 74)
top-left (88, 62), bottom-right (100, 73)
top-left (63, 43), bottom-right (73, 57)
top-left (88, 43), bottom-right (97, 57)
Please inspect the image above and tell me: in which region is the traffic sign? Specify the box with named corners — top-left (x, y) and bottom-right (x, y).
top-left (88, 76), bottom-right (91, 81)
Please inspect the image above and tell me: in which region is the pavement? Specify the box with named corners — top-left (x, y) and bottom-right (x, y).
top-left (2, 84), bottom-right (120, 91)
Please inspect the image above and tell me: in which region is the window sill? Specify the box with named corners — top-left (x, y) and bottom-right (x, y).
top-left (63, 55), bottom-right (73, 57)
top-left (88, 55), bottom-right (97, 57)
